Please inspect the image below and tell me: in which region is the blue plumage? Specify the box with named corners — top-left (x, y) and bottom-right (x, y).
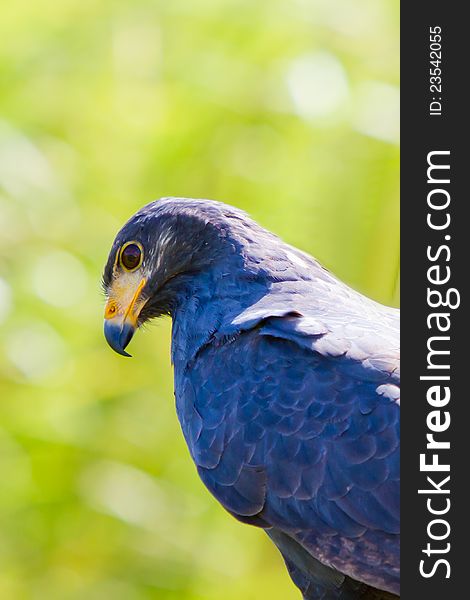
top-left (103, 198), bottom-right (400, 599)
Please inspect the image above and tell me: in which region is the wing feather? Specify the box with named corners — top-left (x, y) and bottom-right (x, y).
top-left (177, 307), bottom-right (400, 593)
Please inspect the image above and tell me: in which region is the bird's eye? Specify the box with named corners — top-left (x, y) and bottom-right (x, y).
top-left (120, 242), bottom-right (143, 271)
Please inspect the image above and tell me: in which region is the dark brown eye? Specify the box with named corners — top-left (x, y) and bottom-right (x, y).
top-left (120, 242), bottom-right (143, 271)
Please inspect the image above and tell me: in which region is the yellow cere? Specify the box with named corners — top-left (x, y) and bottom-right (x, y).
top-left (104, 273), bottom-right (147, 325)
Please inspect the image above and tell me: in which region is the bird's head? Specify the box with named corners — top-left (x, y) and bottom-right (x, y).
top-left (102, 197), bottom-right (266, 356)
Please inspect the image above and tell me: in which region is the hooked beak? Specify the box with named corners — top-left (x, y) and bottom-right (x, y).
top-left (104, 277), bottom-right (147, 357)
top-left (104, 319), bottom-right (136, 357)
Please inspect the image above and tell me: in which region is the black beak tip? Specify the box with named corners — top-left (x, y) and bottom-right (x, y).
top-left (104, 320), bottom-right (135, 357)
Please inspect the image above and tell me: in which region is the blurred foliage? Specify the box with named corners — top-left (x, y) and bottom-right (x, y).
top-left (0, 0), bottom-right (399, 598)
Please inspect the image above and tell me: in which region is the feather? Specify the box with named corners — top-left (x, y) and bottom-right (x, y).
top-left (104, 198), bottom-right (400, 598)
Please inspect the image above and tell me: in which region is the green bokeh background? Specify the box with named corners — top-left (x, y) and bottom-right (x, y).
top-left (0, 1), bottom-right (399, 598)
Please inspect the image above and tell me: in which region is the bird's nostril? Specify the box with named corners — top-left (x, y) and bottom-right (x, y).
top-left (105, 302), bottom-right (118, 318)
